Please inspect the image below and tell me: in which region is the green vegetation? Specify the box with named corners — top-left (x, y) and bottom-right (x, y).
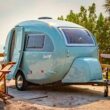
top-left (104, 0), bottom-right (110, 18)
top-left (58, 2), bottom-right (110, 54)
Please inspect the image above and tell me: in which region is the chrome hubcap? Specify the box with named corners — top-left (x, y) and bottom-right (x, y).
top-left (17, 75), bottom-right (23, 88)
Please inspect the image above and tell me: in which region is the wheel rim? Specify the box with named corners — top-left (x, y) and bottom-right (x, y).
top-left (17, 74), bottom-right (23, 89)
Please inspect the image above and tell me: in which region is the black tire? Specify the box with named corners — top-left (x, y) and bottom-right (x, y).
top-left (15, 72), bottom-right (28, 91)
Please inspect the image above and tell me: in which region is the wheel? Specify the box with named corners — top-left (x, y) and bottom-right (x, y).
top-left (15, 72), bottom-right (28, 91)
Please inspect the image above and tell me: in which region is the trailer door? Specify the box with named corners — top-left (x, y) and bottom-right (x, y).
top-left (7, 26), bottom-right (24, 80)
top-left (4, 29), bottom-right (14, 62)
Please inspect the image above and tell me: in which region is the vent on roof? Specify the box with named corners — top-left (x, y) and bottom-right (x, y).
top-left (38, 17), bottom-right (52, 19)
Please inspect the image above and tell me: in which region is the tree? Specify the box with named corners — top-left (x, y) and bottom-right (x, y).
top-left (87, 3), bottom-right (97, 33)
top-left (58, 16), bottom-right (64, 20)
top-left (104, 0), bottom-right (110, 19)
top-left (78, 6), bottom-right (88, 27)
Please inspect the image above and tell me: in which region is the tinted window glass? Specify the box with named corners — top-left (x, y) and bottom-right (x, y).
top-left (61, 29), bottom-right (94, 44)
top-left (26, 33), bottom-right (54, 52)
top-left (27, 34), bottom-right (45, 49)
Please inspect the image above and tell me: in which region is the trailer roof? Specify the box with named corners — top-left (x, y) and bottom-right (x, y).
top-left (17, 19), bottom-right (83, 28)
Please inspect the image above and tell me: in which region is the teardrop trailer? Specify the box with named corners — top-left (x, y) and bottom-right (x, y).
top-left (3, 17), bottom-right (109, 96)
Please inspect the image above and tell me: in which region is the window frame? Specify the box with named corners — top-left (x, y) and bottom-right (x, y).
top-left (26, 33), bottom-right (45, 50)
top-left (59, 27), bottom-right (95, 47)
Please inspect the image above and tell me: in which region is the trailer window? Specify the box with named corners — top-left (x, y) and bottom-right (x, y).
top-left (61, 28), bottom-right (94, 46)
top-left (26, 33), bottom-right (54, 52)
top-left (27, 34), bottom-right (45, 49)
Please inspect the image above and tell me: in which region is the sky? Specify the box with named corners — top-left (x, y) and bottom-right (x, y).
top-left (0, 0), bottom-right (106, 52)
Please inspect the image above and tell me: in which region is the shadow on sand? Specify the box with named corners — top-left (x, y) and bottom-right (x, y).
top-left (8, 85), bottom-right (110, 109)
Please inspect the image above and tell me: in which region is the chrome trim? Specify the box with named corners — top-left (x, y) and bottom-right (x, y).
top-left (59, 27), bottom-right (95, 47)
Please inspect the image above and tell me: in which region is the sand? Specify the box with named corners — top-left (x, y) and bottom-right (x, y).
top-left (0, 80), bottom-right (110, 110)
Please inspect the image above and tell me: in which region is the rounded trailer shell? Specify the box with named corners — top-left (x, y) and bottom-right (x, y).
top-left (4, 19), bottom-right (107, 95)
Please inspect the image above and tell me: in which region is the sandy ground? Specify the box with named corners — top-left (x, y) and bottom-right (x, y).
top-left (1, 80), bottom-right (110, 110)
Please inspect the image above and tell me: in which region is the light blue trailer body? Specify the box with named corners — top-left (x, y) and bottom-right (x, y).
top-left (4, 19), bottom-right (102, 85)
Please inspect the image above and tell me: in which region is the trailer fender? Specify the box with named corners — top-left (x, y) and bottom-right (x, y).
top-left (62, 57), bottom-right (102, 83)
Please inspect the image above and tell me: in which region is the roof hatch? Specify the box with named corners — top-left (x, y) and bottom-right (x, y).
top-left (38, 17), bottom-right (52, 19)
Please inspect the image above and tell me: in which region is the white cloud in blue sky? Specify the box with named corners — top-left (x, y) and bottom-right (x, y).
top-left (0, 0), bottom-right (106, 52)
